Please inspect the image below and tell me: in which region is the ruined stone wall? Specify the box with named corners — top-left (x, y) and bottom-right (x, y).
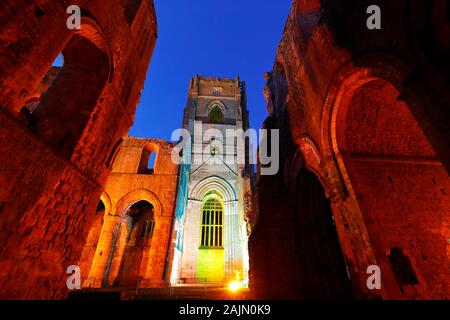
top-left (249, 66), bottom-right (298, 298)
top-left (0, 0), bottom-right (157, 299)
top-left (83, 138), bottom-right (179, 289)
top-left (251, 64), bottom-right (353, 299)
top-left (250, 0), bottom-right (450, 300)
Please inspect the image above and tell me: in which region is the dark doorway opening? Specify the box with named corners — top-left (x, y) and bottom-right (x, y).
top-left (114, 201), bottom-right (155, 287)
top-left (293, 168), bottom-right (352, 299)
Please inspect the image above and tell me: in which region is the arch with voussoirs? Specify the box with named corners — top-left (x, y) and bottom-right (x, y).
top-left (31, 16), bottom-right (113, 157)
top-left (86, 189), bottom-right (162, 288)
top-left (106, 189), bottom-right (161, 287)
top-left (179, 175), bottom-right (249, 285)
top-left (207, 100), bottom-right (226, 123)
top-left (191, 176), bottom-right (237, 283)
top-left (322, 57), bottom-right (450, 299)
top-left (110, 200), bottom-right (156, 287)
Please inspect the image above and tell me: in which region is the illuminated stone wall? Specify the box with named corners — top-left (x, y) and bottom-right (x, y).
top-left (0, 0), bottom-right (157, 299)
top-left (82, 138), bottom-right (179, 289)
top-left (250, 0), bottom-right (450, 300)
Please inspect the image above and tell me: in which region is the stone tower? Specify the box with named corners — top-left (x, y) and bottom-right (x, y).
top-left (172, 75), bottom-right (252, 285)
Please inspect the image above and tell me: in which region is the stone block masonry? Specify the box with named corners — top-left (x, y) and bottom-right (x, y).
top-left (0, 0), bottom-right (157, 299)
top-left (81, 138), bottom-right (179, 289)
top-left (250, 0), bottom-right (450, 300)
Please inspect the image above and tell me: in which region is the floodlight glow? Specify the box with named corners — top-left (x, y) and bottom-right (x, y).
top-left (228, 281), bottom-right (241, 292)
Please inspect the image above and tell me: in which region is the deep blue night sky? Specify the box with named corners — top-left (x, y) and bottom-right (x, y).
top-left (128, 0), bottom-right (291, 140)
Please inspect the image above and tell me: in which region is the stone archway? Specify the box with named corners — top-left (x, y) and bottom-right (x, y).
top-left (105, 189), bottom-right (163, 287)
top-left (115, 188), bottom-right (163, 217)
top-left (32, 17), bottom-right (111, 156)
top-left (113, 200), bottom-right (156, 287)
top-left (190, 175), bottom-right (237, 202)
top-left (329, 72), bottom-right (450, 299)
top-left (197, 193), bottom-right (225, 282)
top-left (179, 175), bottom-right (248, 284)
top-left (85, 189), bottom-right (163, 288)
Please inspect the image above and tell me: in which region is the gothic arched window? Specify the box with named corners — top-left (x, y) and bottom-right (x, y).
top-left (208, 105), bottom-right (224, 123)
top-left (200, 198), bottom-right (223, 248)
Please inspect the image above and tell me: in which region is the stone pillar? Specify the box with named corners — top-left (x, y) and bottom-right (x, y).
top-left (106, 217), bottom-right (132, 285)
top-left (240, 216), bottom-right (250, 284)
top-left (224, 200), bottom-right (243, 281)
top-left (141, 216), bottom-right (174, 287)
top-left (84, 215), bottom-right (122, 288)
top-left (169, 218), bottom-right (184, 285)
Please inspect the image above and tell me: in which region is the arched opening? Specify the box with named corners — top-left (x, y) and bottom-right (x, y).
top-left (114, 200), bottom-right (155, 287)
top-left (208, 105), bottom-right (224, 123)
top-left (19, 64), bottom-right (61, 120)
top-left (197, 193), bottom-right (225, 283)
top-left (334, 78), bottom-right (450, 298)
top-left (293, 167), bottom-right (352, 299)
top-left (200, 198), bottom-right (223, 248)
top-left (138, 144), bottom-right (158, 174)
top-left (52, 54), bottom-right (64, 67)
top-left (31, 31), bottom-right (110, 157)
top-left (178, 176), bottom-right (246, 286)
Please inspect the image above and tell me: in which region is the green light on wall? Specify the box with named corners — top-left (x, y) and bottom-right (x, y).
top-left (197, 248), bottom-right (225, 282)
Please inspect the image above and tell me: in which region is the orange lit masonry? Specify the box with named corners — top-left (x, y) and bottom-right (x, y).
top-left (0, 0), bottom-right (449, 301)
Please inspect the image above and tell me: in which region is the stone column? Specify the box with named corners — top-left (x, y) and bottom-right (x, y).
top-left (224, 200), bottom-right (242, 281)
top-left (84, 215), bottom-right (122, 288)
top-left (106, 217), bottom-right (132, 285)
top-left (169, 218), bottom-right (184, 285)
top-left (141, 216), bottom-right (174, 287)
top-left (241, 217), bottom-right (250, 284)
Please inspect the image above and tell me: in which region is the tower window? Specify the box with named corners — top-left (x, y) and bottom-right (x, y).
top-left (200, 198), bottom-right (223, 248)
top-left (208, 105), bottom-right (224, 123)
